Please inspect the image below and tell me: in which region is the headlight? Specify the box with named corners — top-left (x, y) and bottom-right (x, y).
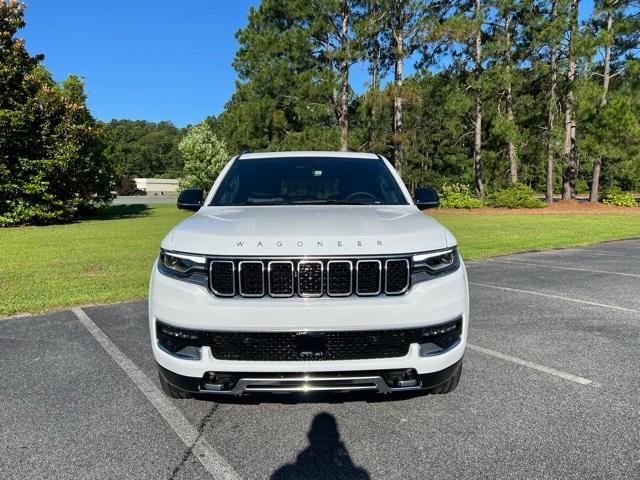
top-left (158, 249), bottom-right (208, 285)
top-left (412, 247), bottom-right (460, 280)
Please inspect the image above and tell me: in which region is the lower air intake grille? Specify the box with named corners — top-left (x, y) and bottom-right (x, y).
top-left (202, 319), bottom-right (462, 361)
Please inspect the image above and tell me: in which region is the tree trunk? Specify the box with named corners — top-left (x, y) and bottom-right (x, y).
top-left (590, 159), bottom-right (601, 202)
top-left (473, 0), bottom-right (484, 198)
top-left (562, 0), bottom-right (578, 200)
top-left (505, 17), bottom-right (517, 186)
top-left (369, 2), bottom-right (380, 91)
top-left (392, 29), bottom-right (404, 174)
top-left (601, 9), bottom-right (613, 107)
top-left (546, 0), bottom-right (558, 205)
top-left (591, 7), bottom-right (613, 202)
top-left (338, 2), bottom-right (349, 152)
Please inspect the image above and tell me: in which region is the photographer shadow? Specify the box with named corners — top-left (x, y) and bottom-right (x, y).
top-left (270, 412), bottom-right (370, 480)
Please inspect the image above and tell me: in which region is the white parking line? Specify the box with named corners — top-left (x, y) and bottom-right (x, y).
top-left (486, 259), bottom-right (640, 278)
top-left (469, 282), bottom-right (640, 313)
top-left (72, 308), bottom-right (242, 480)
top-left (467, 344), bottom-right (592, 385)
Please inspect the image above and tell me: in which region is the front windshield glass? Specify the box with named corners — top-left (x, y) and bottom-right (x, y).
top-left (210, 157), bottom-right (408, 206)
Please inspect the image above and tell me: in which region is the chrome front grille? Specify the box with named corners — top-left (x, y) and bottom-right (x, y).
top-left (209, 257), bottom-right (410, 299)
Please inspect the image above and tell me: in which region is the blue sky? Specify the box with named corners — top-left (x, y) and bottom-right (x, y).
top-left (22, 0), bottom-right (594, 128)
top-left (23, 0), bottom-right (259, 127)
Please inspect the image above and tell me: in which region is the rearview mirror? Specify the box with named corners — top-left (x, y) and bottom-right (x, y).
top-left (415, 187), bottom-right (439, 210)
top-left (177, 188), bottom-right (204, 211)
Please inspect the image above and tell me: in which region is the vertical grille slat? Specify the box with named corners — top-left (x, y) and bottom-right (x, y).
top-left (327, 261), bottom-right (352, 296)
top-left (268, 261), bottom-right (294, 297)
top-left (356, 260), bottom-right (381, 296)
top-left (298, 261), bottom-right (323, 297)
top-left (385, 259), bottom-right (410, 295)
top-left (209, 261), bottom-right (235, 296)
top-left (238, 261), bottom-right (265, 297)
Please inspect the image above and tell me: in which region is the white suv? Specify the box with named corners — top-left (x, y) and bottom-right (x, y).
top-left (149, 151), bottom-right (468, 398)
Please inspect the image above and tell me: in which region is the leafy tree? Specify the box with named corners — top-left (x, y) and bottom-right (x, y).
top-left (101, 119), bottom-right (183, 178)
top-left (0, 0), bottom-right (111, 226)
top-left (178, 121), bottom-right (230, 190)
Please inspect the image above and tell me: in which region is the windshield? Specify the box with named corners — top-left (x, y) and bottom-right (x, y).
top-left (210, 157), bottom-right (408, 206)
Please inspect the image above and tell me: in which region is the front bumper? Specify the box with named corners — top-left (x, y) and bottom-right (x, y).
top-left (149, 259), bottom-right (469, 391)
top-left (158, 359), bottom-right (463, 395)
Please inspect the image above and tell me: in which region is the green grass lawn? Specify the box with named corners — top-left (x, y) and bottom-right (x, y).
top-left (1, 204), bottom-right (639, 316)
top-left (432, 212), bottom-right (640, 259)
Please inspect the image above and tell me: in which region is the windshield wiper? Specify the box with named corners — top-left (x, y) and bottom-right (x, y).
top-left (241, 199), bottom-right (291, 205)
top-left (291, 199), bottom-right (379, 205)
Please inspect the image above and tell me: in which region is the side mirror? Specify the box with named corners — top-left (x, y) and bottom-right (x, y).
top-left (177, 188), bottom-right (204, 211)
top-left (415, 187), bottom-right (439, 210)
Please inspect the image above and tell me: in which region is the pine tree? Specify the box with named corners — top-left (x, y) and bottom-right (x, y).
top-left (589, 0), bottom-right (640, 201)
top-left (561, 0), bottom-right (579, 200)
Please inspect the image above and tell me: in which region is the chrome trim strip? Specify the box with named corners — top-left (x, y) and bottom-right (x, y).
top-left (238, 261), bottom-right (265, 297)
top-left (297, 260), bottom-right (324, 297)
top-left (267, 260), bottom-right (294, 298)
top-left (184, 252), bottom-right (415, 261)
top-left (384, 259), bottom-right (410, 295)
top-left (162, 250), bottom-right (207, 263)
top-left (326, 260), bottom-right (353, 297)
top-left (209, 260), bottom-right (236, 297)
top-left (201, 375), bottom-right (423, 395)
top-left (412, 248), bottom-right (455, 264)
top-left (355, 259), bottom-right (382, 296)
top-left (163, 247), bottom-right (457, 262)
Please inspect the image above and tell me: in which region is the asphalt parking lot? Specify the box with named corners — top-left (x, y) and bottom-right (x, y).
top-left (1, 239), bottom-right (639, 479)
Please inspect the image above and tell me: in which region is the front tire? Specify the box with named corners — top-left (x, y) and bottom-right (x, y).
top-left (430, 361), bottom-right (462, 394)
top-left (158, 369), bottom-right (191, 399)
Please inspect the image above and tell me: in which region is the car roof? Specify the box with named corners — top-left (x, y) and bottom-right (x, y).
top-left (238, 151), bottom-right (380, 160)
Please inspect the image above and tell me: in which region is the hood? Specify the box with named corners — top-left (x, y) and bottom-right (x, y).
top-left (162, 205), bottom-right (453, 256)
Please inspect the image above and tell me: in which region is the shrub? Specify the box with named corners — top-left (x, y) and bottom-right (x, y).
top-left (438, 183), bottom-right (485, 209)
top-left (114, 175), bottom-right (138, 195)
top-left (486, 184), bottom-right (545, 209)
top-left (178, 122), bottom-right (229, 191)
top-left (601, 190), bottom-right (637, 207)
